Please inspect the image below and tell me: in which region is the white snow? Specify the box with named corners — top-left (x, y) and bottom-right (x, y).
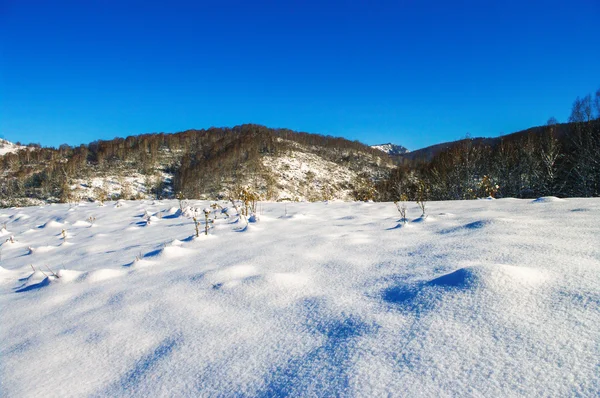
top-left (0, 198), bottom-right (599, 396)
top-left (0, 138), bottom-right (25, 156)
top-left (371, 142), bottom-right (409, 155)
top-left (260, 140), bottom-right (393, 202)
top-left (262, 150), bottom-right (359, 201)
top-left (69, 172), bottom-right (173, 202)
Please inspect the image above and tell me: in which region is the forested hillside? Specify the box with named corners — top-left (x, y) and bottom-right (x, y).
top-left (0, 125), bottom-right (392, 207)
top-left (378, 89), bottom-right (600, 201)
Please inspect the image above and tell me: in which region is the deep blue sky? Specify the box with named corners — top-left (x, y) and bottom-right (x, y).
top-left (1, 1), bottom-right (598, 150)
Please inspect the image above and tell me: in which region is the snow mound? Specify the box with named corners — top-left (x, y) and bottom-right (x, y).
top-left (0, 266), bottom-right (16, 283)
top-left (439, 219), bottom-right (494, 234)
top-left (0, 265), bottom-right (13, 275)
top-left (15, 271), bottom-right (52, 292)
top-left (10, 213), bottom-right (30, 221)
top-left (80, 269), bottom-right (127, 283)
top-left (1, 237), bottom-right (22, 248)
top-left (159, 245), bottom-right (190, 258)
top-left (164, 207), bottom-right (182, 217)
top-left (124, 256), bottom-right (155, 268)
top-left (181, 206), bottom-right (198, 218)
top-left (532, 196), bottom-right (565, 203)
top-left (29, 245), bottom-right (57, 254)
top-left (428, 267), bottom-right (481, 289)
top-left (207, 265), bottom-right (260, 287)
top-left (39, 219), bottom-right (64, 228)
top-left (145, 245), bottom-right (190, 259)
top-left (411, 215), bottom-right (435, 223)
top-left (55, 269), bottom-right (84, 282)
top-left (387, 222), bottom-right (413, 230)
top-left (428, 265), bottom-right (550, 290)
top-left (0, 227), bottom-right (9, 236)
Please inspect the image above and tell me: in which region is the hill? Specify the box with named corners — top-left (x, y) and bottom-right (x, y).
top-left (396, 123), bottom-right (573, 163)
top-left (0, 125), bottom-right (394, 206)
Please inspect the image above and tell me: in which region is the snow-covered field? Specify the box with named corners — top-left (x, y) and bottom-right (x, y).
top-left (1, 198), bottom-right (599, 397)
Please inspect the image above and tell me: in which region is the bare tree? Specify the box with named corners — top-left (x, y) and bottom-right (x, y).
top-left (416, 180), bottom-right (428, 217)
top-left (594, 89), bottom-right (600, 120)
top-left (539, 126), bottom-right (562, 195)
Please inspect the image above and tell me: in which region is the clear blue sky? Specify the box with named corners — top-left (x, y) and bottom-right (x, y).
top-left (1, 0), bottom-right (598, 150)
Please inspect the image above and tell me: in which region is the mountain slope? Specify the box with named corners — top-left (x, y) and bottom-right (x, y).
top-left (371, 143), bottom-right (409, 156)
top-left (397, 123), bottom-right (573, 163)
top-left (0, 125), bottom-right (394, 206)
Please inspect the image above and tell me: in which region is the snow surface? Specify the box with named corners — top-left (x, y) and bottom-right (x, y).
top-left (260, 139), bottom-right (393, 202)
top-left (371, 143), bottom-right (409, 155)
top-left (262, 151), bottom-right (359, 201)
top-left (1, 198), bottom-right (599, 396)
top-left (0, 139), bottom-right (25, 156)
top-left (69, 171), bottom-right (174, 202)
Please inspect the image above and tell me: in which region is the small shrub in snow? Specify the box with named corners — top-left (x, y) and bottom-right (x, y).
top-left (221, 207), bottom-right (230, 218)
top-left (44, 265), bottom-right (60, 279)
top-left (211, 202), bottom-right (230, 219)
top-left (228, 197), bottom-right (242, 218)
top-left (177, 192), bottom-right (188, 213)
top-left (95, 185), bottom-right (108, 206)
top-left (237, 187), bottom-right (259, 218)
top-left (192, 216), bottom-right (201, 238)
top-left (143, 210), bottom-right (152, 225)
top-left (394, 193), bottom-right (409, 224)
top-left (203, 208), bottom-right (211, 236)
top-left (416, 180), bottom-right (428, 217)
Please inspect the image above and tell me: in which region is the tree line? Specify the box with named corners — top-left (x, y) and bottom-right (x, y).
top-left (377, 88), bottom-right (600, 201)
top-left (0, 124), bottom-right (390, 204)
top-left (1, 88), bottom-right (598, 206)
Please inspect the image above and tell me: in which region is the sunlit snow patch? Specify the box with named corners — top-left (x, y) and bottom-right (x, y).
top-left (79, 269), bottom-right (127, 283)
